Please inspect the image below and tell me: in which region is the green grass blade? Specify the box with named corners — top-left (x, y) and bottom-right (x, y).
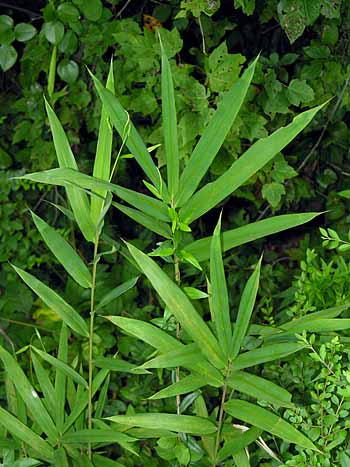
top-left (227, 371), bottom-right (293, 407)
top-left (160, 32), bottom-right (179, 201)
top-left (31, 353), bottom-right (56, 419)
top-left (225, 399), bottom-right (319, 451)
top-left (93, 454), bottom-right (126, 467)
top-left (55, 323), bottom-right (68, 433)
top-left (20, 167), bottom-right (169, 221)
top-left (186, 212), bottom-right (321, 262)
top-left (0, 407), bottom-right (54, 461)
top-left (96, 276), bottom-right (139, 311)
top-left (44, 98), bottom-right (95, 242)
top-left (112, 202), bottom-right (172, 238)
top-left (88, 71), bottom-right (163, 191)
top-left (231, 342), bottom-right (305, 371)
top-left (12, 265), bottom-right (88, 337)
top-left (218, 427), bottom-right (262, 462)
top-left (94, 374), bottom-right (110, 419)
top-left (91, 61), bottom-right (115, 226)
top-left (139, 343), bottom-right (204, 369)
top-left (176, 57), bottom-right (258, 207)
top-left (180, 104), bottom-right (325, 223)
top-left (149, 375), bottom-right (210, 400)
top-left (232, 449), bottom-right (250, 467)
top-left (0, 345), bottom-right (58, 443)
top-left (230, 257), bottom-right (261, 359)
top-left (31, 211), bottom-right (91, 289)
top-left (125, 242), bottom-right (225, 369)
top-left (32, 347), bottom-right (88, 389)
top-left (210, 215), bottom-right (231, 357)
top-left (107, 414), bottom-right (216, 435)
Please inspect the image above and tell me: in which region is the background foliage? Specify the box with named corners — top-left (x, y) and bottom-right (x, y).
top-left (1, 0), bottom-right (350, 465)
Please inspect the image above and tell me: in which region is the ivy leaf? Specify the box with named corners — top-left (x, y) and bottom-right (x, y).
top-left (0, 44), bottom-right (17, 71)
top-left (207, 42), bottom-right (246, 93)
top-left (278, 0), bottom-right (321, 43)
top-left (262, 182), bottom-right (285, 208)
top-left (287, 79), bottom-right (314, 106)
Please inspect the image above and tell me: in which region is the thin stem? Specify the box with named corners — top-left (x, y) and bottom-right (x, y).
top-left (174, 253), bottom-right (181, 415)
top-left (213, 364), bottom-right (232, 465)
top-left (88, 240), bottom-right (99, 459)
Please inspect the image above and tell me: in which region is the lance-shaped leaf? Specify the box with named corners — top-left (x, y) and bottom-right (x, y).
top-left (93, 454), bottom-right (126, 467)
top-left (12, 265), bottom-right (89, 337)
top-left (20, 167), bottom-right (169, 221)
top-left (231, 342), bottom-right (306, 371)
top-left (125, 242), bottom-right (226, 369)
top-left (96, 276), bottom-right (139, 311)
top-left (31, 212), bottom-right (91, 289)
top-left (32, 347), bottom-right (88, 388)
top-left (180, 104), bottom-right (325, 223)
top-left (175, 57), bottom-right (258, 207)
top-left (186, 212), bottom-right (321, 262)
top-left (231, 257), bottom-right (261, 359)
top-left (218, 426), bottom-right (262, 462)
top-left (225, 400), bottom-right (319, 451)
top-left (210, 215), bottom-right (231, 356)
top-left (95, 356), bottom-right (149, 374)
top-left (107, 413), bottom-right (217, 435)
top-left (0, 407), bottom-right (54, 462)
top-left (55, 323), bottom-right (68, 433)
top-left (149, 375), bottom-right (210, 400)
top-left (227, 371), bottom-right (293, 407)
top-left (31, 353), bottom-right (56, 419)
top-left (112, 202), bottom-right (172, 239)
top-left (88, 70), bottom-right (163, 192)
top-left (0, 345), bottom-right (58, 443)
top-left (91, 61), bottom-right (115, 226)
top-left (44, 98), bottom-right (95, 242)
top-left (62, 429), bottom-right (137, 445)
top-left (106, 316), bottom-right (181, 352)
top-left (139, 343), bottom-right (203, 369)
top-left (232, 449), bottom-right (250, 467)
top-left (160, 32), bottom-right (179, 200)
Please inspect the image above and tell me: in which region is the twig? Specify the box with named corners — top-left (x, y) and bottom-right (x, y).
top-left (0, 3), bottom-right (41, 18)
top-left (115, 0), bottom-right (133, 17)
top-left (198, 14), bottom-right (207, 55)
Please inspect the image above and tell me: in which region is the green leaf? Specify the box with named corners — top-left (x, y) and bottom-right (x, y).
top-left (62, 429), bottom-right (136, 445)
top-left (0, 44), bottom-right (17, 71)
top-left (57, 3), bottom-right (80, 22)
top-left (91, 61), bottom-right (115, 226)
top-left (107, 414), bottom-right (216, 435)
top-left (0, 345), bottom-right (58, 443)
top-left (262, 182), bottom-right (285, 208)
top-left (89, 71), bottom-right (163, 192)
top-left (231, 258), bottom-right (261, 359)
top-left (176, 57), bottom-right (258, 207)
top-left (43, 21), bottom-right (64, 45)
top-left (179, 104), bottom-right (325, 223)
top-left (80, 0), bottom-right (103, 21)
top-left (12, 265), bottom-right (89, 337)
top-left (186, 212), bottom-right (321, 262)
top-left (14, 23), bottom-right (37, 42)
top-left (96, 276), bottom-right (139, 311)
top-left (93, 454), bottom-right (126, 467)
top-left (31, 211), bottom-right (91, 288)
top-left (53, 447), bottom-right (69, 467)
top-left (339, 452), bottom-right (350, 467)
top-left (183, 287), bottom-right (208, 300)
top-left (0, 407), bottom-right (54, 461)
top-left (149, 375), bottom-right (209, 400)
top-left (55, 323), bottom-right (68, 432)
top-left (287, 79), bottom-right (315, 106)
top-left (227, 371), bottom-right (293, 407)
top-left (210, 215), bottom-right (231, 357)
top-left (95, 356), bottom-right (149, 374)
top-left (44, 99), bottom-right (95, 242)
top-left (106, 316), bottom-right (181, 353)
top-left (160, 31), bottom-right (179, 201)
top-left (125, 242), bottom-right (225, 369)
top-left (218, 426), bottom-right (261, 462)
top-left (231, 342), bottom-right (306, 371)
top-left (20, 167), bottom-right (169, 222)
top-left (112, 202), bottom-right (172, 238)
top-left (232, 449), bottom-right (250, 467)
top-left (57, 59), bottom-right (79, 84)
top-left (31, 353), bottom-right (56, 419)
top-left (225, 399), bottom-right (319, 451)
top-left (32, 346), bottom-right (88, 389)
